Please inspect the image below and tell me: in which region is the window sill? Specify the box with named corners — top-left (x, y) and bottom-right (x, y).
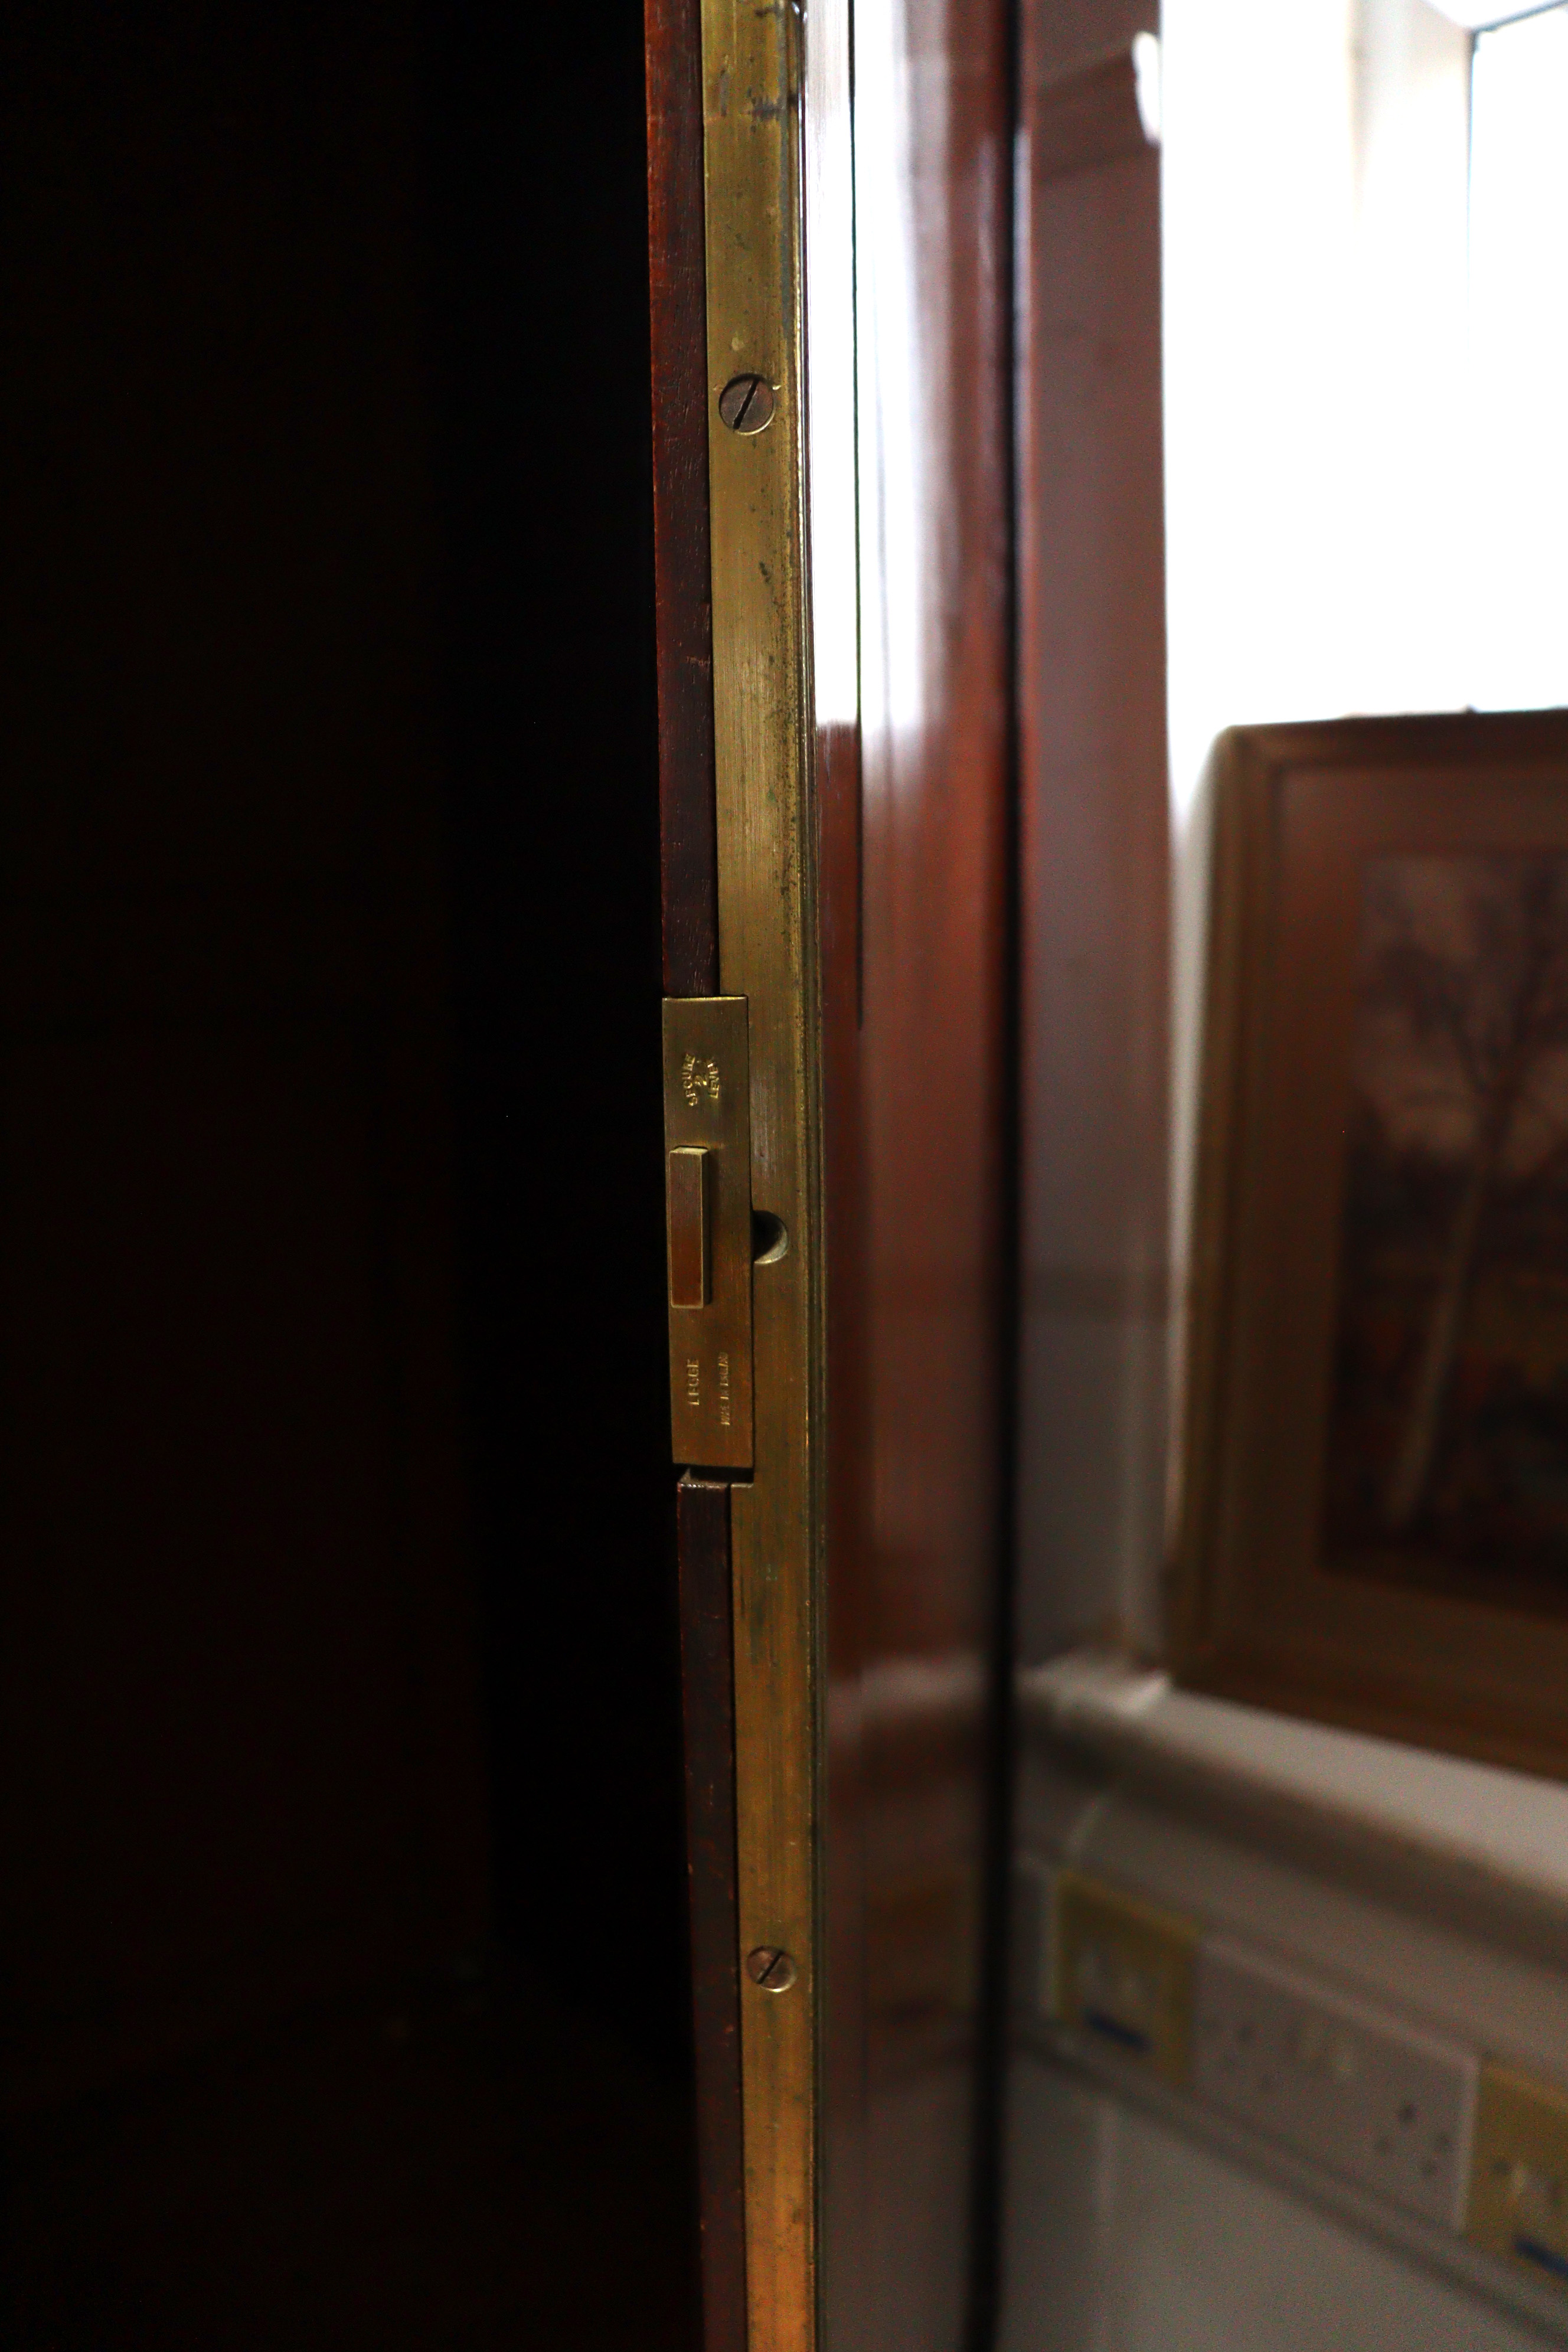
top-left (1019, 1648), bottom-right (1568, 1929)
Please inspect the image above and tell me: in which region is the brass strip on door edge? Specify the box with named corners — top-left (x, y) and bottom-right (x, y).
top-left (699, 0), bottom-right (822, 2347)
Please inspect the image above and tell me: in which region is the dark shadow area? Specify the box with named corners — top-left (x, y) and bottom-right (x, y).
top-left (4, 1964), bottom-right (695, 2352)
top-left (424, 0), bottom-right (687, 2062)
top-left (0, 0), bottom-right (691, 2341)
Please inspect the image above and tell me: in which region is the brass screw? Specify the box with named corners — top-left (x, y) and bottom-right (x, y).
top-left (746, 1945), bottom-right (797, 1992)
top-left (718, 373), bottom-right (776, 435)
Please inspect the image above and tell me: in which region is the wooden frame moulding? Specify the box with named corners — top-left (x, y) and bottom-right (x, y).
top-left (1172, 713), bottom-right (1568, 1782)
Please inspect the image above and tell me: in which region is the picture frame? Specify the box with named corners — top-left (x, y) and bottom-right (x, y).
top-left (1171, 711), bottom-right (1568, 1779)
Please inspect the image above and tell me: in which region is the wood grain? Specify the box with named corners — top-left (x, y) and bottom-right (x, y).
top-left (1016, 32), bottom-right (1168, 1663)
top-left (1033, 45), bottom-right (1154, 183)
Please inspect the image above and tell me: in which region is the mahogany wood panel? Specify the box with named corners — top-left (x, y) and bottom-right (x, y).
top-left (1015, 41), bottom-right (1169, 1664)
top-left (1033, 43), bottom-right (1152, 180)
top-left (677, 1476), bottom-right (747, 2352)
top-left (821, 2), bottom-right (1016, 2342)
top-left (646, 0), bottom-right (720, 998)
top-left (819, 710), bottom-right (874, 2352)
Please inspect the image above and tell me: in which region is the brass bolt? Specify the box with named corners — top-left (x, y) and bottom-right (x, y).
top-left (746, 1945), bottom-right (797, 1992)
top-left (718, 373), bottom-right (776, 435)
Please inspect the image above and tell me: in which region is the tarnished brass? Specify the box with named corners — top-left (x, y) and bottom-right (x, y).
top-left (698, 0), bottom-right (821, 2341)
top-left (667, 1148), bottom-right (711, 1308)
top-left (1468, 2062), bottom-right (1568, 2281)
top-left (662, 997), bottom-right (754, 1471)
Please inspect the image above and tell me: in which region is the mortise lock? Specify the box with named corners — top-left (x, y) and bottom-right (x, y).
top-left (661, 997), bottom-right (753, 1469)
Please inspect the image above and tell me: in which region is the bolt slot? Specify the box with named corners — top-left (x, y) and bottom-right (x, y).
top-left (753, 1210), bottom-right (789, 1264)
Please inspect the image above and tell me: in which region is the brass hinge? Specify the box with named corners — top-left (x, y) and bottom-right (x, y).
top-left (662, 995), bottom-right (753, 1470)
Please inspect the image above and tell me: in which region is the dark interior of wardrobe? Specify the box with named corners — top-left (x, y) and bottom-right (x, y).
top-left (0, 4), bottom-right (692, 2343)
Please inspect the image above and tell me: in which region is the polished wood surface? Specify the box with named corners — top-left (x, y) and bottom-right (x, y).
top-left (1015, 39), bottom-right (1169, 1665)
top-left (647, 0), bottom-right (720, 999)
top-left (1033, 42), bottom-right (1152, 179)
top-left (820, 0), bottom-right (1015, 2340)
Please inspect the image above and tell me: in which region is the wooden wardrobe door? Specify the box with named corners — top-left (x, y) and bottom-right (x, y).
top-left (645, 0), bottom-right (1015, 2342)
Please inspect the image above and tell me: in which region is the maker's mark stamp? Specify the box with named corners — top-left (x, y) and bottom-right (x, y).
top-left (682, 1053), bottom-right (721, 1108)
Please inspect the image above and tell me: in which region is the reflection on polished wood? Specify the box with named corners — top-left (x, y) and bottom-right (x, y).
top-left (1016, 36), bottom-right (1169, 1665)
top-left (818, 0), bottom-right (1015, 2343)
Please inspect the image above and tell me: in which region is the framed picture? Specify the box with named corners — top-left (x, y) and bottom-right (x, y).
top-left (1171, 711), bottom-right (1568, 1779)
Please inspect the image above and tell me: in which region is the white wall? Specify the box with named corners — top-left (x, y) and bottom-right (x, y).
top-left (1002, 2060), bottom-right (1556, 2352)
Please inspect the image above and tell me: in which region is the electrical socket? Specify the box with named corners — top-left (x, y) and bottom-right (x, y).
top-left (1052, 1868), bottom-right (1198, 2087)
top-left (1468, 2060), bottom-right (1568, 2288)
top-left (1193, 1935), bottom-right (1478, 2227)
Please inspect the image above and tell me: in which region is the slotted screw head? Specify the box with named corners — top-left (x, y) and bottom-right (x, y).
top-left (718, 374), bottom-right (776, 435)
top-left (746, 1945), bottom-right (797, 1992)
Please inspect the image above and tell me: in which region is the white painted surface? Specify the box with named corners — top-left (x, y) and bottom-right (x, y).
top-left (1005, 1693), bottom-right (1568, 2341)
top-left (1162, 0), bottom-right (1473, 831)
top-left (1021, 1649), bottom-right (1568, 1924)
top-left (1020, 1743), bottom-right (1568, 2086)
top-left (1192, 1932), bottom-right (1477, 2229)
top-left (1001, 2057), bottom-right (1557, 2352)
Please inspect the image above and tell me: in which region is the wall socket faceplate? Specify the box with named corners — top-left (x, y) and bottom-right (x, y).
top-left (1468, 2062), bottom-right (1568, 2286)
top-left (1051, 1867), bottom-right (1198, 2086)
top-left (1193, 1935), bottom-right (1478, 2227)
top-left (1045, 1864), bottom-right (1568, 2304)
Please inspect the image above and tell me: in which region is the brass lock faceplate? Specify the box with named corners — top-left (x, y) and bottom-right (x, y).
top-left (662, 995), bottom-right (753, 1469)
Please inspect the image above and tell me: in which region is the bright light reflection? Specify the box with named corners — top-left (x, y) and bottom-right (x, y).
top-left (803, 0), bottom-right (858, 728)
top-left (1163, 0), bottom-right (1568, 835)
top-left (1162, 0), bottom-right (1360, 829)
top-left (1467, 6), bottom-right (1568, 711)
top-left (1162, 0), bottom-right (1474, 834)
